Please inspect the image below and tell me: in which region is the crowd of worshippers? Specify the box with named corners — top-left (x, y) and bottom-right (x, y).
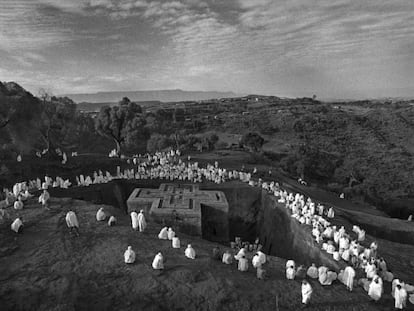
top-left (259, 186), bottom-right (413, 308)
top-left (2, 149), bottom-right (413, 308)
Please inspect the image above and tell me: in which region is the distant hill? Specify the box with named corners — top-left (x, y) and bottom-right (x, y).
top-left (62, 89), bottom-right (238, 104)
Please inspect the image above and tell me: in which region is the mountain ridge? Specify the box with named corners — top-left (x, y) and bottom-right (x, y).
top-left (61, 89), bottom-right (239, 103)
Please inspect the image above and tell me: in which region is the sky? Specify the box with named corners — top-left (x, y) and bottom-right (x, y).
top-left (0, 0), bottom-right (413, 99)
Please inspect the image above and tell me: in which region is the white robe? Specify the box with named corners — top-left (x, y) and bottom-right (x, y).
top-left (107, 216), bottom-right (116, 226)
top-left (286, 267), bottom-right (296, 280)
top-left (365, 263), bottom-right (377, 279)
top-left (130, 212), bottom-right (139, 230)
top-left (65, 211), bottom-right (79, 228)
top-left (152, 254), bottom-right (164, 270)
top-left (394, 287), bottom-right (407, 309)
top-left (234, 248), bottom-right (246, 261)
top-left (39, 191), bottom-right (50, 205)
top-left (172, 237), bottom-right (180, 248)
top-left (252, 255), bottom-right (261, 268)
top-left (185, 246), bottom-right (196, 259)
top-left (344, 266), bottom-right (356, 291)
top-left (124, 248), bottom-right (136, 263)
top-left (286, 259), bottom-right (296, 270)
top-left (307, 266), bottom-right (318, 279)
top-left (222, 252), bottom-right (232, 264)
top-left (158, 227), bottom-right (168, 239)
top-left (256, 251), bottom-right (266, 265)
top-left (137, 212), bottom-right (147, 232)
top-left (167, 229), bottom-right (175, 240)
top-left (238, 258), bottom-right (248, 271)
top-left (368, 280), bottom-right (383, 301)
top-left (96, 209), bottom-right (106, 221)
top-left (11, 218), bottom-right (23, 233)
top-left (301, 283), bottom-right (313, 304)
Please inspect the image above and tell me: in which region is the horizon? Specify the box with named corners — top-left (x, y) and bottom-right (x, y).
top-left (1, 0), bottom-right (413, 99)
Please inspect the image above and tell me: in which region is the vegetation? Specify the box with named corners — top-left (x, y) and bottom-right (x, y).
top-left (95, 97), bottom-right (147, 155)
top-left (1, 81), bottom-right (413, 217)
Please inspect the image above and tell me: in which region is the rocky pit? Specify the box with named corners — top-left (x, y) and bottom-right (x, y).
top-left (50, 180), bottom-right (342, 270)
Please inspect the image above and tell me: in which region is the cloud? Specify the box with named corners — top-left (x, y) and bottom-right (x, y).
top-left (1, 0), bottom-right (413, 98)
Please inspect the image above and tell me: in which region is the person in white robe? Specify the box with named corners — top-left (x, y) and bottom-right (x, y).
top-left (318, 266), bottom-right (337, 285)
top-left (152, 252), bottom-right (164, 270)
top-left (301, 280), bottom-right (313, 306)
top-left (343, 266), bottom-right (356, 291)
top-left (368, 276), bottom-right (383, 302)
top-left (365, 262), bottom-right (377, 279)
top-left (65, 210), bottom-right (79, 236)
top-left (137, 210), bottom-right (147, 232)
top-left (108, 215), bottom-right (116, 226)
top-left (341, 248), bottom-right (350, 261)
top-left (286, 259), bottom-right (296, 270)
top-left (13, 197), bottom-right (24, 210)
top-left (11, 217), bottom-right (23, 233)
top-left (167, 227), bottom-right (175, 240)
top-left (222, 250), bottom-right (233, 265)
top-left (252, 250), bottom-right (266, 268)
top-left (124, 246), bottom-right (136, 264)
top-left (286, 265), bottom-right (296, 280)
top-left (185, 244), bottom-right (196, 259)
top-left (252, 254), bottom-right (261, 268)
top-left (96, 208), bottom-right (106, 221)
top-left (158, 227), bottom-right (168, 239)
top-left (38, 189), bottom-right (50, 209)
top-left (238, 255), bottom-right (248, 272)
top-left (130, 211), bottom-right (139, 230)
top-left (307, 263), bottom-right (318, 279)
top-left (392, 279), bottom-right (403, 298)
top-left (394, 284), bottom-right (407, 309)
top-left (234, 247), bottom-right (247, 261)
top-left (172, 236), bottom-right (180, 248)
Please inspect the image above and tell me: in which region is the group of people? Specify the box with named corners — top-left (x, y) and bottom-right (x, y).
top-left (258, 181), bottom-right (412, 308)
top-left (3, 149), bottom-right (413, 309)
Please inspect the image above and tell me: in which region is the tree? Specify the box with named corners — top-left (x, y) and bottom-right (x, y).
top-left (38, 96), bottom-right (78, 153)
top-left (146, 134), bottom-right (172, 153)
top-left (95, 98), bottom-right (146, 155)
top-left (240, 132), bottom-right (264, 152)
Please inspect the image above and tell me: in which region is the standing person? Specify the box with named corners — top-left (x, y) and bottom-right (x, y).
top-left (301, 280), bottom-right (313, 307)
top-left (65, 210), bottom-right (79, 236)
top-left (39, 188), bottom-right (50, 210)
top-left (137, 210), bottom-right (147, 232)
top-left (130, 211), bottom-right (139, 231)
top-left (344, 266), bottom-right (356, 291)
top-left (394, 284), bottom-right (407, 310)
top-left (238, 255), bottom-right (248, 272)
